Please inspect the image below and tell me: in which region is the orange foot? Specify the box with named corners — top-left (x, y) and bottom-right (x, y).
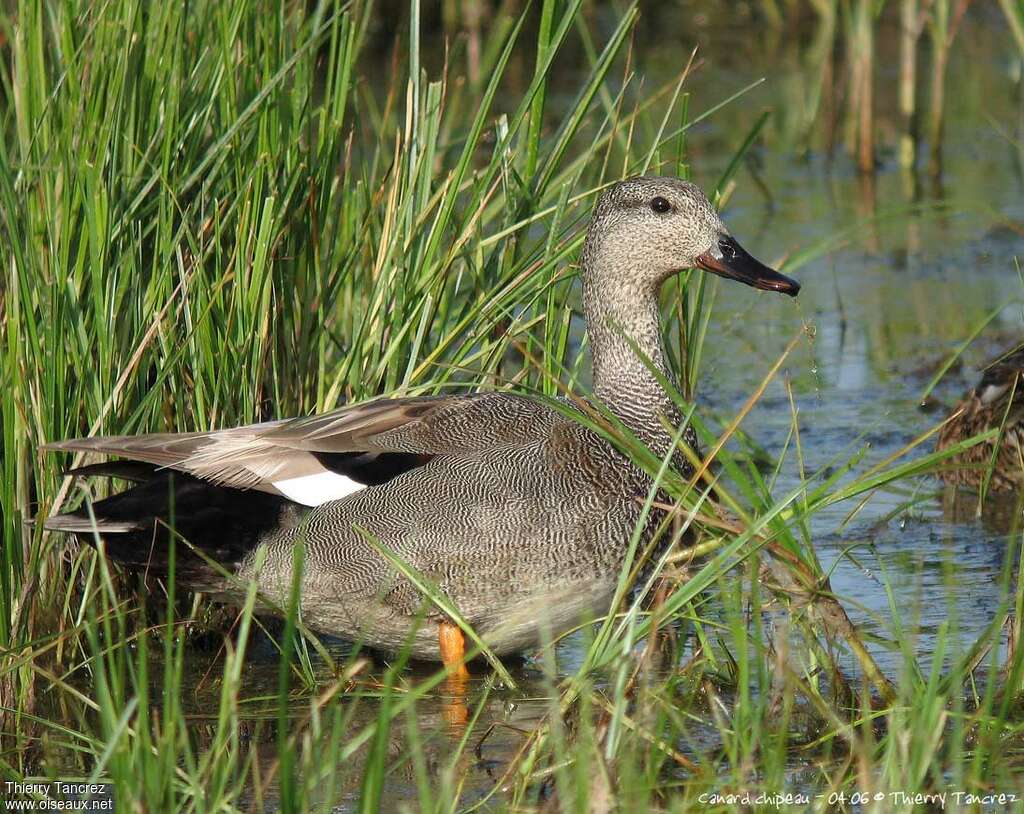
top-left (438, 621), bottom-right (470, 728)
top-left (438, 620), bottom-right (470, 681)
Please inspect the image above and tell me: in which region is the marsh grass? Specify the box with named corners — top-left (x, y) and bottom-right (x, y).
top-left (2, 0), bottom-right (1024, 811)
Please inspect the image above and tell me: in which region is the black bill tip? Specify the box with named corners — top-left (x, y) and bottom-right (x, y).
top-left (696, 235), bottom-right (800, 297)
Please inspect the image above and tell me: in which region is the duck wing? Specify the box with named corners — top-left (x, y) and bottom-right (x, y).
top-left (45, 393), bottom-right (562, 507)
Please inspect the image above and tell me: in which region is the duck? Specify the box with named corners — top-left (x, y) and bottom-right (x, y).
top-left (43, 177), bottom-right (800, 671)
top-left (937, 345), bottom-right (1024, 491)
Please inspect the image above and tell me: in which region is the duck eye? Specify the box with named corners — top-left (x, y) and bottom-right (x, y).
top-left (650, 196), bottom-right (672, 214)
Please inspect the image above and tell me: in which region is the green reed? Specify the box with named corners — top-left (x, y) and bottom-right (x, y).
top-left (2, 1), bottom-right (1024, 812)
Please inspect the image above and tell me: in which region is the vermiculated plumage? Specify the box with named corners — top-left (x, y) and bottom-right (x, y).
top-left (43, 177), bottom-right (800, 660)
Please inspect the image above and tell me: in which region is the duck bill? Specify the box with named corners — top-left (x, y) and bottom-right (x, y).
top-left (696, 236), bottom-right (800, 297)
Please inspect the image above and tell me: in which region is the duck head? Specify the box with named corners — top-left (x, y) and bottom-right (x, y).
top-left (583, 176), bottom-right (800, 297)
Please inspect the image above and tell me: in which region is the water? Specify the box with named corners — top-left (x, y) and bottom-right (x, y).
top-left (32, 7), bottom-right (1024, 808)
top-left (278, 9), bottom-right (1024, 808)
top-left (677, 9), bottom-right (1024, 676)
top-left (296, 10), bottom-right (1022, 806)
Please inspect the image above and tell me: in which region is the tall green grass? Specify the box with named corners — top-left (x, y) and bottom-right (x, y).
top-left (2, 0), bottom-right (1024, 811)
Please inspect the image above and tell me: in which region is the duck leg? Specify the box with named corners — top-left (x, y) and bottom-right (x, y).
top-left (438, 621), bottom-right (471, 728)
top-left (438, 620), bottom-right (470, 680)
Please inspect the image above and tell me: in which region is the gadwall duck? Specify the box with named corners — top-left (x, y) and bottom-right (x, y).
top-left (44, 177), bottom-right (800, 670)
top-left (938, 345), bottom-right (1024, 491)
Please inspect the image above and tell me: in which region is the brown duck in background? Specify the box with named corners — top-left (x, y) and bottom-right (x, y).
top-left (42, 177), bottom-right (800, 670)
top-left (938, 346), bottom-right (1024, 491)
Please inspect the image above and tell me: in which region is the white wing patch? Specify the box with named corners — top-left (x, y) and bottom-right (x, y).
top-left (271, 471), bottom-right (366, 506)
top-left (980, 383), bottom-right (1010, 406)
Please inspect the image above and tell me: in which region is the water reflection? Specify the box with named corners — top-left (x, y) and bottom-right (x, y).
top-left (634, 3), bottom-right (1024, 685)
top-left (351, 6), bottom-right (1024, 804)
top-left (35, 5), bottom-right (1024, 808)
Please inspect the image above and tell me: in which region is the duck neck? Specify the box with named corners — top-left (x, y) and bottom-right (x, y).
top-left (582, 271), bottom-right (682, 452)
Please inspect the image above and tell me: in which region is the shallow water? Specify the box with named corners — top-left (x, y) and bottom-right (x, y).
top-left (280, 10), bottom-right (1023, 807)
top-left (681, 10), bottom-right (1024, 676)
top-left (271, 9), bottom-right (1024, 809)
top-left (32, 7), bottom-right (1024, 809)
